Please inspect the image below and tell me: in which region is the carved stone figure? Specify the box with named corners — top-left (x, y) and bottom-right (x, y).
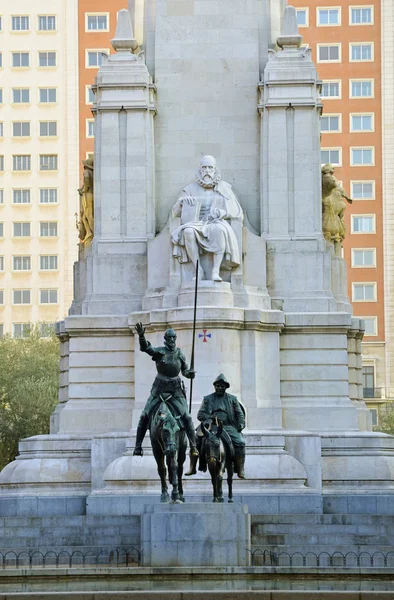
top-left (171, 155), bottom-right (243, 281)
top-left (133, 323), bottom-right (198, 458)
top-left (186, 373), bottom-right (246, 479)
top-left (322, 163), bottom-right (352, 254)
top-left (78, 156), bottom-right (94, 246)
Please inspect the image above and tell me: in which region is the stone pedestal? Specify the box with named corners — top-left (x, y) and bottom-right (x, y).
top-left (141, 503), bottom-right (250, 567)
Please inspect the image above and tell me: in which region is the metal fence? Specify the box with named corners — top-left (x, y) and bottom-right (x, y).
top-left (248, 548), bottom-right (394, 568)
top-left (0, 547), bottom-right (142, 569)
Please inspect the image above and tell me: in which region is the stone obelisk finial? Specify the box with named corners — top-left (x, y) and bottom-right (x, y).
top-left (277, 5), bottom-right (303, 49)
top-left (111, 8), bottom-right (138, 55)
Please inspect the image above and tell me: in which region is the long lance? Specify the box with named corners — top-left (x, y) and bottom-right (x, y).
top-left (189, 260), bottom-right (199, 413)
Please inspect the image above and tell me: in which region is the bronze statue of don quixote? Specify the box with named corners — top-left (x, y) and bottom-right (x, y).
top-left (133, 262), bottom-right (246, 503)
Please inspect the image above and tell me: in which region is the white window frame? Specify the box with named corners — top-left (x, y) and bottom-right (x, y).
top-left (38, 15), bottom-right (56, 32)
top-left (0, 156), bottom-right (4, 171)
top-left (0, 190), bottom-right (3, 205)
top-left (39, 255), bottom-right (58, 271)
top-left (38, 51), bottom-right (57, 68)
top-left (39, 88), bottom-right (57, 104)
top-left (349, 5), bottom-right (374, 25)
top-left (39, 188), bottom-right (58, 204)
top-left (12, 255), bottom-right (31, 272)
top-left (86, 119), bottom-right (95, 138)
top-left (13, 222), bottom-right (31, 237)
top-left (11, 15), bottom-right (30, 32)
top-left (39, 121), bottom-right (58, 138)
top-left (12, 88), bottom-right (30, 104)
top-left (40, 289), bottom-right (58, 305)
top-left (12, 121), bottom-right (31, 138)
top-left (12, 155), bottom-right (31, 172)
top-left (350, 146), bottom-right (375, 166)
top-left (40, 221), bottom-right (58, 237)
top-left (85, 49), bottom-right (110, 69)
top-left (0, 256), bottom-right (4, 270)
top-left (351, 181), bottom-right (375, 200)
top-left (360, 316), bottom-right (378, 336)
top-left (321, 147), bottom-right (342, 166)
top-left (317, 7), bottom-right (341, 26)
top-left (11, 51), bottom-right (30, 68)
top-left (350, 113), bottom-right (374, 133)
top-left (86, 86), bottom-right (95, 105)
top-left (39, 154), bottom-right (58, 171)
top-left (317, 43), bottom-right (341, 63)
top-left (296, 8), bottom-right (309, 27)
top-left (351, 214), bottom-right (376, 234)
top-left (351, 248), bottom-right (376, 268)
top-left (349, 79), bottom-right (374, 99)
top-left (320, 113), bottom-right (342, 133)
top-left (0, 122), bottom-right (3, 137)
top-left (352, 282), bottom-right (377, 302)
top-left (12, 189), bottom-right (31, 205)
top-left (13, 323), bottom-right (31, 338)
top-left (350, 42), bottom-right (374, 62)
top-left (85, 13), bottom-right (110, 32)
top-left (12, 289), bottom-right (31, 305)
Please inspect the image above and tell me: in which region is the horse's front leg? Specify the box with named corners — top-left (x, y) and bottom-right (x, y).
top-left (177, 436), bottom-right (186, 503)
top-left (217, 461), bottom-right (225, 503)
top-left (166, 448), bottom-right (181, 503)
top-left (209, 463), bottom-right (218, 503)
top-left (227, 459), bottom-right (234, 503)
top-left (153, 443), bottom-right (169, 503)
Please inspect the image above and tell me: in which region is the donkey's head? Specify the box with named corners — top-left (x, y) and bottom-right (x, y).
top-left (158, 401), bottom-right (181, 457)
top-left (201, 420), bottom-right (223, 466)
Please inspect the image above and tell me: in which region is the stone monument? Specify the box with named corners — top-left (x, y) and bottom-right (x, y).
top-left (1, 4), bottom-right (394, 551)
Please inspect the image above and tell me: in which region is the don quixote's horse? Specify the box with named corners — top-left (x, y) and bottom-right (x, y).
top-left (150, 395), bottom-right (187, 503)
top-left (201, 420), bottom-right (234, 503)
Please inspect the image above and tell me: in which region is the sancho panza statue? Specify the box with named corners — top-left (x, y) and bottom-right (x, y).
top-left (171, 155), bottom-right (243, 282)
top-left (133, 323), bottom-right (198, 458)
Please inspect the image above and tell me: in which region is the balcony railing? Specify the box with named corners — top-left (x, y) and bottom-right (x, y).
top-left (363, 387), bottom-right (383, 399)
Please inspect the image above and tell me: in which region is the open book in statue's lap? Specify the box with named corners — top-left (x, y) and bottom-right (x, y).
top-left (171, 155), bottom-right (243, 282)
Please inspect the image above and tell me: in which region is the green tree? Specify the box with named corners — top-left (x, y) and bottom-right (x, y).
top-left (373, 405), bottom-right (394, 436)
top-left (0, 328), bottom-right (59, 471)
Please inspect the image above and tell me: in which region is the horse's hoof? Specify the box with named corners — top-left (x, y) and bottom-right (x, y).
top-left (173, 499), bottom-right (183, 504)
top-left (228, 499), bottom-right (234, 503)
top-left (161, 494), bottom-right (170, 503)
top-left (179, 496), bottom-right (185, 503)
top-left (212, 498), bottom-right (218, 503)
top-left (218, 498), bottom-right (224, 503)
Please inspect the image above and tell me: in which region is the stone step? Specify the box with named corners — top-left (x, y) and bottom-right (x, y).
top-left (0, 525), bottom-right (139, 537)
top-left (252, 534), bottom-right (393, 546)
top-left (0, 515), bottom-right (138, 527)
top-left (253, 523), bottom-right (393, 535)
top-left (253, 513), bottom-right (394, 525)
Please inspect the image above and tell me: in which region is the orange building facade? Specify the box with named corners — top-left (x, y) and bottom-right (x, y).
top-left (77, 1), bottom-right (393, 423)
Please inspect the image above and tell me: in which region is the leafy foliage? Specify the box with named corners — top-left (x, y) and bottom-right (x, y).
top-left (0, 329), bottom-right (59, 471)
top-left (373, 406), bottom-right (394, 436)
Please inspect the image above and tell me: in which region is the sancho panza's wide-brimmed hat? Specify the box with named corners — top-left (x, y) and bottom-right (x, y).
top-left (213, 373), bottom-right (230, 388)
top-left (82, 156), bottom-right (94, 170)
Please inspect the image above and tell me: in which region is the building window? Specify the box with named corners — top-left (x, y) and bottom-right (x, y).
top-left (352, 249), bottom-right (376, 268)
top-left (351, 181), bottom-right (375, 200)
top-left (361, 317), bottom-right (377, 336)
top-left (0, 156), bottom-right (3, 171)
top-left (38, 51), bottom-right (56, 67)
top-left (0, 123), bottom-right (3, 137)
top-left (363, 365), bottom-right (375, 397)
top-left (351, 215), bottom-right (375, 233)
top-left (320, 115), bottom-right (341, 133)
top-left (317, 44), bottom-right (341, 62)
top-left (12, 52), bottom-right (29, 67)
top-left (0, 224), bottom-right (3, 237)
top-left (12, 88), bottom-right (30, 103)
top-left (12, 122), bottom-right (30, 137)
top-left (350, 114), bottom-right (374, 132)
top-left (40, 323), bottom-right (55, 337)
top-left (39, 155), bottom-right (58, 171)
top-left (86, 119), bottom-right (95, 138)
top-left (13, 256), bottom-right (31, 271)
top-left (86, 86), bottom-right (95, 104)
top-left (39, 188), bottom-right (58, 204)
top-left (39, 88), bottom-right (57, 103)
top-left (0, 292), bottom-right (3, 305)
top-left (0, 257), bottom-right (4, 270)
top-left (350, 43), bottom-right (373, 61)
top-left (13, 222), bottom-right (30, 237)
top-left (39, 121), bottom-right (57, 137)
top-left (321, 148), bottom-right (341, 166)
top-left (86, 14), bottom-right (109, 31)
top-left (350, 80), bottom-right (373, 99)
top-left (86, 50), bottom-right (108, 68)
top-left (0, 53), bottom-right (2, 68)
top-left (12, 16), bottom-right (29, 31)
top-left (13, 155), bottom-right (31, 171)
top-left (351, 147), bottom-right (374, 166)
top-left (296, 8), bottom-right (308, 26)
top-left (40, 221), bottom-right (58, 237)
top-left (369, 408), bottom-right (378, 426)
top-left (13, 289), bottom-right (31, 305)
top-left (317, 8), bottom-right (340, 25)
top-left (0, 190), bottom-right (3, 204)
top-left (350, 7), bottom-right (373, 25)
top-left (40, 289), bottom-right (58, 304)
top-left (0, 17), bottom-right (2, 31)
top-left (0, 89), bottom-right (2, 104)
top-left (13, 189), bottom-right (30, 204)
top-left (13, 323), bottom-right (31, 338)
top-left (38, 15), bottom-right (56, 31)
top-left (352, 282), bottom-right (376, 302)
top-left (40, 255), bottom-right (58, 270)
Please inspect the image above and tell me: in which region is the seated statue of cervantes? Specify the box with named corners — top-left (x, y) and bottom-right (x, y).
top-left (171, 155), bottom-right (243, 282)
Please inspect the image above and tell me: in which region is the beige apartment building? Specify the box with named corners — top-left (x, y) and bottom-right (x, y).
top-left (0, 1), bottom-right (79, 336)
